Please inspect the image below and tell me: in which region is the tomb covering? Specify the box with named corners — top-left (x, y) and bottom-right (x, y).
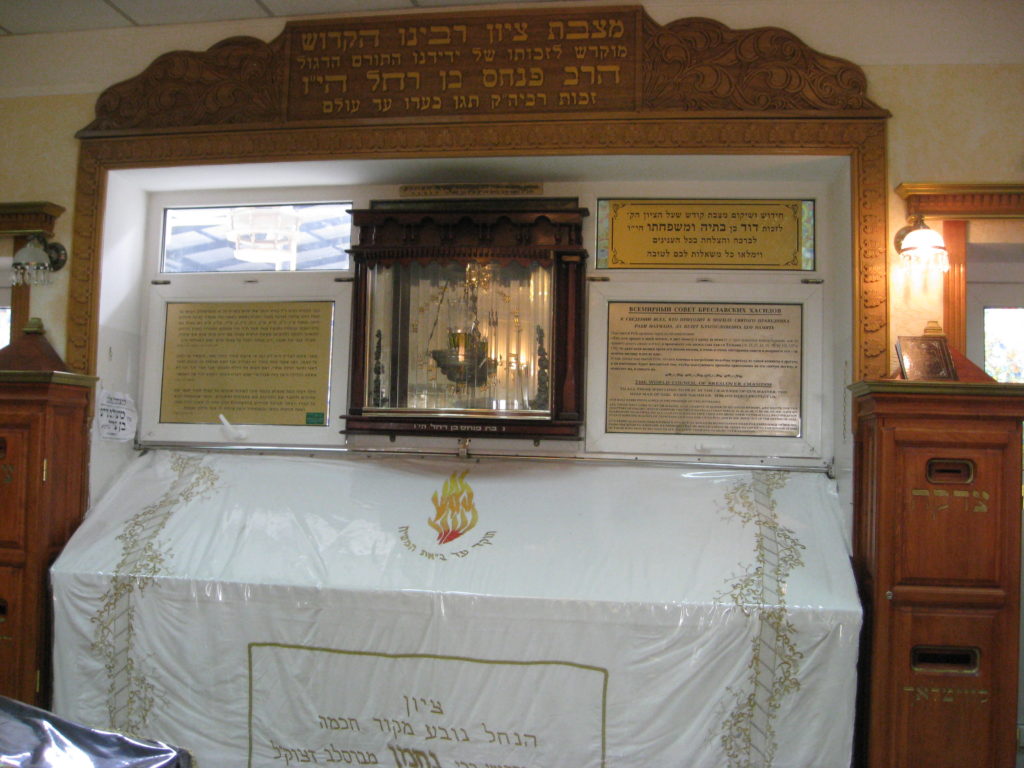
top-left (51, 450), bottom-right (859, 767)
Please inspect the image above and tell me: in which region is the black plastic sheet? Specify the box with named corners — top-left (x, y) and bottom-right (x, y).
top-left (0, 696), bottom-right (191, 768)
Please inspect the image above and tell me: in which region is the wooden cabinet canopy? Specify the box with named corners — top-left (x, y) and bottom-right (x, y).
top-left (348, 198), bottom-right (589, 262)
top-left (347, 199), bottom-right (588, 439)
top-left (0, 203), bottom-right (64, 238)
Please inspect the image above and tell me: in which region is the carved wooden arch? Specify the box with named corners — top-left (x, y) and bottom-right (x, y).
top-left (69, 6), bottom-right (889, 378)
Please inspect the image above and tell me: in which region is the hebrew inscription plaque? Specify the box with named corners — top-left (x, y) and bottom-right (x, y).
top-left (287, 7), bottom-right (640, 121)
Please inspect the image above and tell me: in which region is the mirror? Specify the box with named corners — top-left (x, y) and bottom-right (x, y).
top-left (897, 184), bottom-right (1024, 381)
top-left (0, 202), bottom-right (66, 347)
top-left (0, 241), bottom-right (13, 347)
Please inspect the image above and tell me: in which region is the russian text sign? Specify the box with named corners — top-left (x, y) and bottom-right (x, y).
top-left (606, 301), bottom-right (803, 437)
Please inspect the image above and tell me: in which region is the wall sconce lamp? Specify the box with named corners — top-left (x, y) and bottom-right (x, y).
top-left (11, 233), bottom-right (68, 286)
top-left (894, 215), bottom-right (949, 273)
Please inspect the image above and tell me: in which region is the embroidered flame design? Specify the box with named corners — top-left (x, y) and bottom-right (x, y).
top-left (428, 470), bottom-right (478, 544)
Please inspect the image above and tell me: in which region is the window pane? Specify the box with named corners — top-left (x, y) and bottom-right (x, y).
top-left (0, 307), bottom-right (10, 348)
top-left (983, 307), bottom-right (1024, 382)
top-left (163, 203), bottom-right (351, 273)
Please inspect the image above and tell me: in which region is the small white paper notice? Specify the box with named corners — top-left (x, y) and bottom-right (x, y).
top-left (96, 389), bottom-right (138, 441)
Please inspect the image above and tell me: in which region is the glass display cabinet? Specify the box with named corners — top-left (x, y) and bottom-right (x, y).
top-left (346, 198), bottom-right (588, 439)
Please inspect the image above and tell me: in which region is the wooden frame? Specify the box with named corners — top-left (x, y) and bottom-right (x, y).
top-left (67, 7), bottom-right (890, 382)
top-left (895, 335), bottom-right (957, 381)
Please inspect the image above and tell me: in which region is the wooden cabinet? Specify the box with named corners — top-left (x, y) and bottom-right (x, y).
top-left (0, 324), bottom-right (93, 706)
top-left (345, 199), bottom-right (588, 440)
top-left (852, 380), bottom-right (1024, 768)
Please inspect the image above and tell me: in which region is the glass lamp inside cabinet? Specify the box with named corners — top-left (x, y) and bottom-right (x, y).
top-left (347, 198), bottom-right (588, 439)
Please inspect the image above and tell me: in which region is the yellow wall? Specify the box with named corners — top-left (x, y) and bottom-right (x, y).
top-left (1, 1), bottom-right (1022, 365)
top-left (869, 62), bottom-right (1024, 351)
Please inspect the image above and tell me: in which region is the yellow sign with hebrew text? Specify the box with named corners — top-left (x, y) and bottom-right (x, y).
top-left (603, 199), bottom-right (807, 269)
top-left (160, 301), bottom-right (333, 427)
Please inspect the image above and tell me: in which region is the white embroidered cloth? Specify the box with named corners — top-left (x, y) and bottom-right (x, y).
top-left (51, 450), bottom-right (860, 767)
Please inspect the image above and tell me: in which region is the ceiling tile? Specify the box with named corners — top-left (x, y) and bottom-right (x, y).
top-left (262, 0), bottom-right (415, 16)
top-left (413, 0), bottom-right (557, 6)
top-left (110, 0), bottom-right (270, 26)
top-left (0, 0), bottom-right (549, 35)
top-left (0, 0), bottom-right (131, 34)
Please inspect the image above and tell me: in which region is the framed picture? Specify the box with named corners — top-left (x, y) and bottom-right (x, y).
top-left (896, 335), bottom-right (958, 381)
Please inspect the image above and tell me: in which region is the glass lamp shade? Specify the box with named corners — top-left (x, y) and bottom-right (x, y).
top-left (227, 207), bottom-right (301, 268)
top-left (899, 225), bottom-right (949, 272)
top-left (11, 235), bottom-right (66, 286)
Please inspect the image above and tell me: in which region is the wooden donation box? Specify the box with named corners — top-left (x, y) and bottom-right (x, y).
top-left (0, 321), bottom-right (93, 706)
top-left (851, 379), bottom-right (1024, 768)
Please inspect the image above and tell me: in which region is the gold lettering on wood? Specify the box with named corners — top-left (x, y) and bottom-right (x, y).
top-left (902, 685), bottom-right (990, 704)
top-left (909, 488), bottom-right (990, 516)
top-left (287, 10), bottom-right (639, 121)
top-left (74, 11), bottom-right (891, 383)
top-left (398, 183), bottom-right (542, 198)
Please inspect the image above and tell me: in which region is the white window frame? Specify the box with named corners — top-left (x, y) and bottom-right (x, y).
top-left (585, 275), bottom-right (828, 464)
top-left (573, 178), bottom-right (842, 470)
top-left (137, 189), bottom-right (353, 448)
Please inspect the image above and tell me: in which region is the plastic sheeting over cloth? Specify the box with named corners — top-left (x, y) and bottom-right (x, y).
top-left (0, 695), bottom-right (191, 767)
top-left (51, 451), bottom-right (860, 768)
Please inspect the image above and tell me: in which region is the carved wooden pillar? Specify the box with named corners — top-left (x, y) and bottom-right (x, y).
top-left (941, 220), bottom-right (968, 354)
top-left (10, 264), bottom-right (30, 338)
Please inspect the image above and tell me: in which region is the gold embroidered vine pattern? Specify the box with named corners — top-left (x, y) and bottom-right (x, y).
top-left (716, 471), bottom-right (806, 767)
top-left (90, 454), bottom-right (219, 737)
